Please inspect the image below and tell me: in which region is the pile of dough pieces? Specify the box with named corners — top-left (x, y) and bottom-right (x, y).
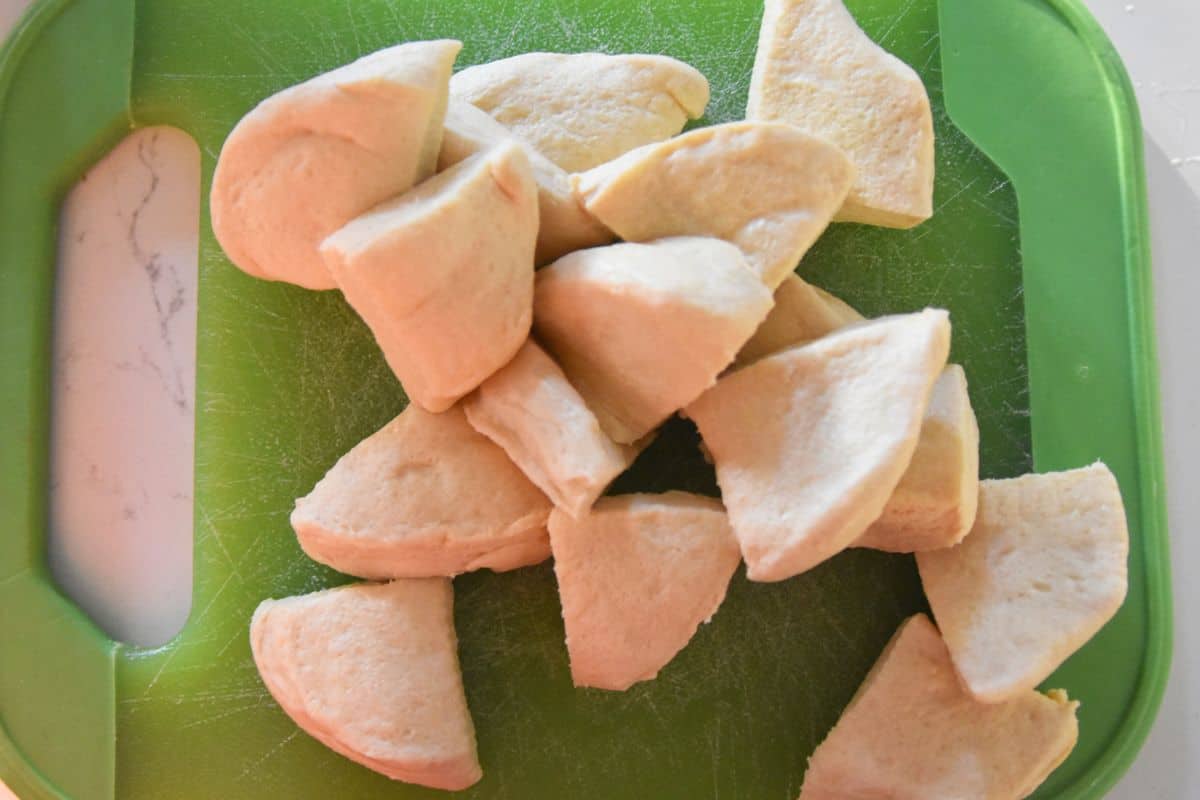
top-left (213, 0), bottom-right (1130, 795)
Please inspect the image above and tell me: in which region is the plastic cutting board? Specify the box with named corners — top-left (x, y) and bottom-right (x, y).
top-left (0, 0), bottom-right (1170, 798)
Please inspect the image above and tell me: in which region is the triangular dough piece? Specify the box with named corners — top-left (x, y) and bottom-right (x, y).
top-left (574, 122), bottom-right (855, 289)
top-left (917, 463), bottom-right (1129, 702)
top-left (799, 614), bottom-right (1079, 800)
top-left (463, 340), bottom-right (641, 519)
top-left (737, 277), bottom-right (980, 553)
top-left (855, 364), bottom-right (979, 552)
top-left (250, 579), bottom-right (481, 790)
top-left (321, 141), bottom-right (537, 412)
top-left (534, 237), bottom-right (774, 444)
top-left (291, 404), bottom-right (552, 578)
top-left (450, 52), bottom-right (709, 173)
top-left (211, 40), bottom-right (461, 289)
top-left (439, 100), bottom-right (612, 264)
top-left (747, 0), bottom-right (934, 228)
top-left (685, 310), bottom-right (950, 581)
top-left (550, 492), bottom-right (741, 690)
top-left (735, 274), bottom-right (864, 366)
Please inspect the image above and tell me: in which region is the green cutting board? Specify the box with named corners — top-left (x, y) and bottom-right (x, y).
top-left (0, 0), bottom-right (1169, 798)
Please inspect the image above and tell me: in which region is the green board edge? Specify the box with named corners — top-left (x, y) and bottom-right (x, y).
top-left (939, 1), bottom-right (1171, 796)
top-left (0, 0), bottom-right (133, 799)
top-left (0, 0), bottom-right (1170, 798)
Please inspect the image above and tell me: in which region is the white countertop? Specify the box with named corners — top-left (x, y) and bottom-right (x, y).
top-left (1, 0), bottom-right (1196, 797)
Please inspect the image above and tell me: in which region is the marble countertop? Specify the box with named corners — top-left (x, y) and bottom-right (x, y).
top-left (1, 0), bottom-right (1196, 797)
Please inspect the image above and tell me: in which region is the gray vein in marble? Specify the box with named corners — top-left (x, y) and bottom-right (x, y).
top-left (129, 129), bottom-right (191, 412)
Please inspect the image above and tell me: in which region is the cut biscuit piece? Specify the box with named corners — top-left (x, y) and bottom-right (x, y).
top-left (450, 52), bottom-right (709, 173)
top-left (211, 40), bottom-right (461, 289)
top-left (291, 404), bottom-right (552, 579)
top-left (917, 463), bottom-right (1129, 702)
top-left (463, 340), bottom-right (641, 519)
top-left (735, 274), bottom-right (864, 366)
top-left (685, 310), bottom-right (950, 581)
top-left (439, 100), bottom-right (612, 264)
top-left (321, 141), bottom-right (537, 412)
top-left (534, 237), bottom-right (774, 444)
top-left (747, 0), bottom-right (934, 228)
top-left (737, 276), bottom-right (980, 553)
top-left (855, 364), bottom-right (979, 552)
top-left (799, 614), bottom-right (1079, 800)
top-left (550, 492), bottom-right (741, 690)
top-left (574, 122), bottom-right (855, 289)
top-left (250, 579), bottom-right (481, 790)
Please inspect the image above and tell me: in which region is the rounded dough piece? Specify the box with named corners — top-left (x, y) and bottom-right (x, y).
top-left (438, 100), bottom-right (612, 264)
top-left (685, 309), bottom-right (951, 581)
top-left (463, 340), bottom-right (640, 519)
top-left (747, 0), bottom-right (934, 228)
top-left (291, 404), bottom-right (552, 579)
top-left (735, 273), bottom-right (865, 366)
top-left (550, 492), bottom-right (741, 690)
top-left (854, 363), bottom-right (980, 552)
top-left (573, 122), bottom-right (855, 289)
top-left (534, 237), bottom-right (774, 444)
top-left (211, 40), bottom-right (461, 289)
top-left (736, 278), bottom-right (981, 554)
top-left (916, 463), bottom-right (1129, 702)
top-left (321, 141), bottom-right (538, 412)
top-left (799, 614), bottom-right (1079, 800)
top-left (450, 51), bottom-right (709, 173)
top-left (250, 579), bottom-right (481, 790)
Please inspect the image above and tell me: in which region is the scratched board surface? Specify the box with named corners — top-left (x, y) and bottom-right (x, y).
top-left (117, 0), bottom-right (1026, 797)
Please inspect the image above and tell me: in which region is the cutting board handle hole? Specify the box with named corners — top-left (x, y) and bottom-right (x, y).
top-left (47, 126), bottom-right (200, 648)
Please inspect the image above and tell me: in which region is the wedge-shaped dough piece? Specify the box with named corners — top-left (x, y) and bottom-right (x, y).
top-left (463, 341), bottom-right (640, 519)
top-left (322, 141), bottom-right (537, 412)
top-left (250, 580), bottom-right (481, 790)
top-left (450, 52), bottom-right (709, 173)
top-left (737, 277), bottom-right (980, 553)
top-left (291, 404), bottom-right (552, 578)
top-left (856, 364), bottom-right (979, 552)
top-left (550, 492), bottom-right (741, 690)
top-left (747, 0), bottom-right (934, 228)
top-left (439, 100), bottom-right (612, 264)
top-left (574, 122), bottom-right (855, 289)
top-left (534, 237), bottom-right (774, 444)
top-left (917, 464), bottom-right (1129, 702)
top-left (799, 614), bottom-right (1079, 800)
top-left (686, 310), bottom-right (950, 581)
top-left (211, 40), bottom-right (461, 289)
top-left (735, 273), bottom-right (863, 366)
